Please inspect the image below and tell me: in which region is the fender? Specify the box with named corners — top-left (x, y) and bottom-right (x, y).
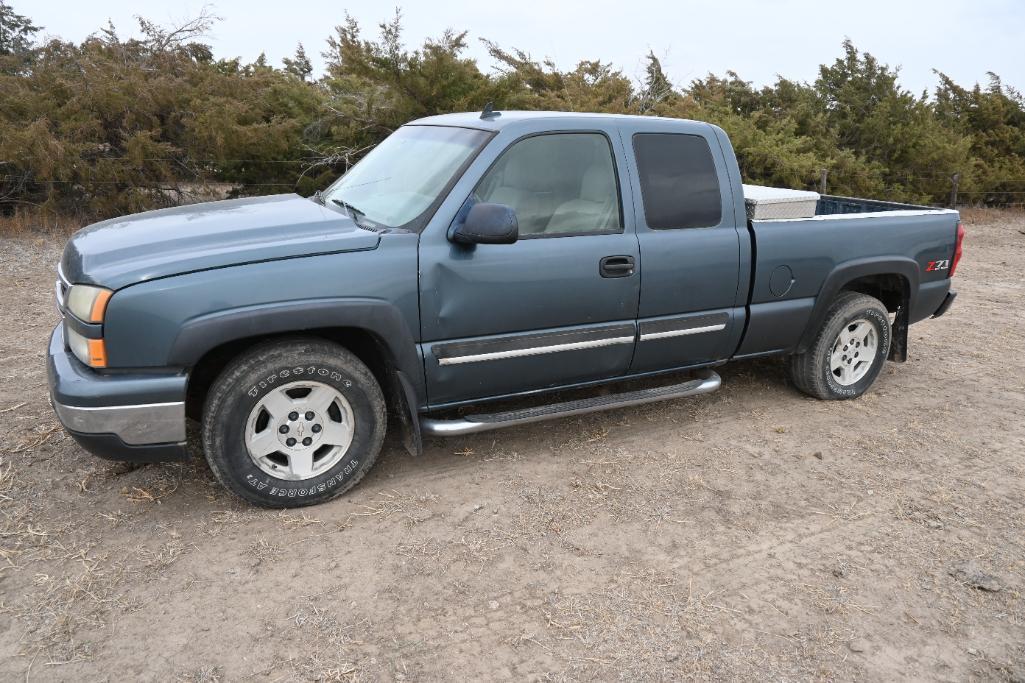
top-left (796, 257), bottom-right (918, 355)
top-left (167, 297), bottom-right (427, 402)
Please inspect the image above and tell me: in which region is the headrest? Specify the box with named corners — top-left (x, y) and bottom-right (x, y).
top-left (580, 165), bottom-right (613, 203)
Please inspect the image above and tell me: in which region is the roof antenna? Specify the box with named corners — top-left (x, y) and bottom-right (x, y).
top-left (480, 101), bottom-right (501, 120)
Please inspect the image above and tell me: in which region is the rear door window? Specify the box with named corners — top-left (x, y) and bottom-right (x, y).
top-left (632, 133), bottom-right (722, 229)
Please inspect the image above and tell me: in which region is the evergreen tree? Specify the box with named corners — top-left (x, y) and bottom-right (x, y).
top-left (1, 7), bottom-right (1023, 221)
top-left (283, 43), bottom-right (313, 81)
top-left (0, 1), bottom-right (38, 56)
top-left (0, 0), bottom-right (39, 75)
top-left (637, 51), bottom-right (673, 112)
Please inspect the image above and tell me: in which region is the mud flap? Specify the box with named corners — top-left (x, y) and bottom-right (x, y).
top-left (394, 370), bottom-right (424, 457)
top-left (888, 305), bottom-right (908, 363)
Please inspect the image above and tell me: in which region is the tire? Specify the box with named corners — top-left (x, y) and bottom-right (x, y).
top-left (201, 337), bottom-right (386, 507)
top-left (788, 291), bottom-right (891, 400)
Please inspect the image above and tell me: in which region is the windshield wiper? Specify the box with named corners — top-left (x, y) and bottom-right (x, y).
top-left (330, 198), bottom-right (368, 226)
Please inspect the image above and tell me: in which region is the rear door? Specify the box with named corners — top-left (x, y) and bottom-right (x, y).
top-left (618, 121), bottom-right (747, 373)
top-left (418, 124), bottom-right (640, 406)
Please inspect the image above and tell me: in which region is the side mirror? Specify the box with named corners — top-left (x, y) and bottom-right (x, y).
top-left (450, 203), bottom-right (518, 245)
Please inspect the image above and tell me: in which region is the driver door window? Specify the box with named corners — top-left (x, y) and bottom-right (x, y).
top-left (473, 133), bottom-right (623, 237)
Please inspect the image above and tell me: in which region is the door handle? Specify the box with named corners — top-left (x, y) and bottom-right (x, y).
top-left (599, 255), bottom-right (635, 278)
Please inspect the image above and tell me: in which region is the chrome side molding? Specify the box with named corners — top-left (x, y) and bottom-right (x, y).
top-left (639, 323), bottom-right (726, 341)
top-left (438, 335), bottom-right (635, 366)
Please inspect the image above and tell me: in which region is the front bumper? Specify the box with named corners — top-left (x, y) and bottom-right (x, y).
top-left (47, 324), bottom-right (189, 462)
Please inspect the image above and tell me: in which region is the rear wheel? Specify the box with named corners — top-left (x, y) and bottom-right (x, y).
top-left (788, 291), bottom-right (891, 400)
top-left (201, 338), bottom-right (386, 507)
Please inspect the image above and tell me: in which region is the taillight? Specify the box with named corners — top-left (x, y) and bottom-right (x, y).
top-left (950, 222), bottom-right (966, 277)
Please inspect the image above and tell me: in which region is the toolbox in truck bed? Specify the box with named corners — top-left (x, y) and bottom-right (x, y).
top-left (743, 184), bottom-right (820, 220)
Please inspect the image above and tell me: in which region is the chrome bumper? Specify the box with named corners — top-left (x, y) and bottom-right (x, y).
top-left (47, 324), bottom-right (189, 461)
top-left (52, 400), bottom-right (186, 445)
top-left (931, 289), bottom-right (957, 318)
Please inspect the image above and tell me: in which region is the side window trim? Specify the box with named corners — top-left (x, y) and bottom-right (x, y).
top-left (461, 130), bottom-right (626, 240)
top-left (631, 132), bottom-right (724, 231)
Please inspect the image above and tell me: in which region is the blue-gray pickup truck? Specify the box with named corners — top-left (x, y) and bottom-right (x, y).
top-left (47, 110), bottom-right (964, 507)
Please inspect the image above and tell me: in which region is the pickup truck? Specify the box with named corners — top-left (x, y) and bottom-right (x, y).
top-left (47, 110), bottom-right (964, 507)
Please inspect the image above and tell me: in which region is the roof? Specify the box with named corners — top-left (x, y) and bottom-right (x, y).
top-left (407, 110), bottom-right (703, 131)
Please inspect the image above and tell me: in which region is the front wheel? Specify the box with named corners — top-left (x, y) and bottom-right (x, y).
top-left (788, 291), bottom-right (891, 400)
top-left (201, 338), bottom-right (386, 507)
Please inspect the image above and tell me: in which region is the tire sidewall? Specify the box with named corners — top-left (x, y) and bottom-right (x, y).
top-left (820, 303), bottom-right (890, 399)
top-left (207, 356), bottom-right (382, 506)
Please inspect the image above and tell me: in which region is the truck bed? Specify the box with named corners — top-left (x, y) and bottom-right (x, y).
top-left (736, 197), bottom-right (960, 359)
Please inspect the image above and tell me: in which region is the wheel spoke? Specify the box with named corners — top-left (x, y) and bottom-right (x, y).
top-left (320, 421), bottom-right (351, 448)
top-left (839, 363), bottom-right (852, 384)
top-left (288, 448), bottom-right (315, 478)
top-left (247, 429), bottom-right (279, 458)
top-left (303, 385), bottom-right (337, 414)
top-left (830, 345), bottom-right (845, 369)
top-left (261, 388), bottom-right (295, 420)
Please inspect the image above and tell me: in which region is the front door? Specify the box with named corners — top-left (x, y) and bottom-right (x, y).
top-left (419, 129), bottom-right (640, 406)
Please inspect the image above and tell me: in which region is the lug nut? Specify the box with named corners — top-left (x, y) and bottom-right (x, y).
top-left (312, 424), bottom-right (322, 434)
top-left (278, 425), bottom-right (289, 434)
top-left (302, 437), bottom-right (313, 446)
top-left (288, 411), bottom-right (299, 421)
top-left (305, 411), bottom-right (315, 420)
top-left (286, 437), bottom-right (297, 447)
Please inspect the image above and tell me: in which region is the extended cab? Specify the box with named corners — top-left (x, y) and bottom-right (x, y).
top-left (47, 111), bottom-right (964, 507)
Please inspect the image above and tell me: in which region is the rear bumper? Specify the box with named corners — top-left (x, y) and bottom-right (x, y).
top-left (931, 289), bottom-right (957, 318)
top-left (47, 324), bottom-right (189, 462)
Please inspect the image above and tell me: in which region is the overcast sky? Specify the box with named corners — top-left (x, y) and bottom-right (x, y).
top-left (23, 0), bottom-right (1025, 95)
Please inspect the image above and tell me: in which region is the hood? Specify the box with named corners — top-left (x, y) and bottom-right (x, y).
top-left (61, 194), bottom-right (381, 289)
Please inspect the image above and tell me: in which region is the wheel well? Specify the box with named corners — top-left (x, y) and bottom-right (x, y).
top-left (840, 273), bottom-right (908, 313)
top-left (839, 273), bottom-right (910, 362)
top-left (184, 328), bottom-right (397, 421)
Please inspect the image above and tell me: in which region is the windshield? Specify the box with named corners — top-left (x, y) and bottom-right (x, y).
top-left (322, 125), bottom-right (491, 229)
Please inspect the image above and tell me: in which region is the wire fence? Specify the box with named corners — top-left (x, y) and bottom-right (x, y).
top-left (4, 162), bottom-right (1025, 209)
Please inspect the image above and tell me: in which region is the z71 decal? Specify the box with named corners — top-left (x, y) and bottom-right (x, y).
top-left (926, 259), bottom-right (950, 272)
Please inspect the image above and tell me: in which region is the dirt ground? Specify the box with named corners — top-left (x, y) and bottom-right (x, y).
top-left (0, 211), bottom-right (1022, 682)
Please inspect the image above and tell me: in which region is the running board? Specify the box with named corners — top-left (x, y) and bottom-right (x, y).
top-left (421, 370), bottom-right (721, 437)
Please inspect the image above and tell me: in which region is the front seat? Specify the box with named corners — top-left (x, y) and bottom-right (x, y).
top-left (544, 165), bottom-right (619, 234)
top-left (485, 147), bottom-right (553, 236)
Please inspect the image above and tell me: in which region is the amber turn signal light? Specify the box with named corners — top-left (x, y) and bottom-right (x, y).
top-left (87, 338), bottom-right (107, 368)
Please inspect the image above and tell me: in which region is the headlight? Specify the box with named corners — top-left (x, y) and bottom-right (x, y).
top-left (64, 284), bottom-right (112, 368)
top-left (66, 284), bottom-right (112, 323)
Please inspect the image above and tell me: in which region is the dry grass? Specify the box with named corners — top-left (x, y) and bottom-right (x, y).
top-left (959, 204), bottom-right (1025, 224)
top-left (0, 208), bottom-right (83, 237)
